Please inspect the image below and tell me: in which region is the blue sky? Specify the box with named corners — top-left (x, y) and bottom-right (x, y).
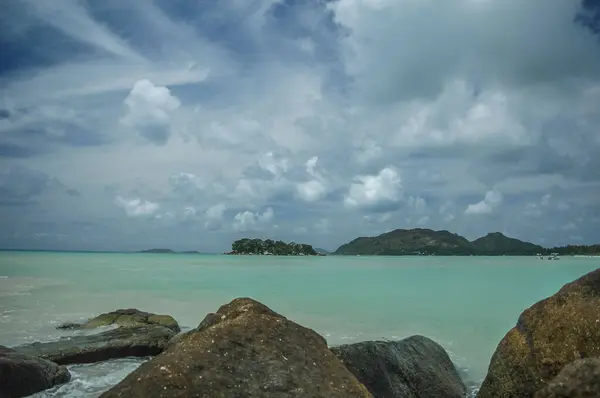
top-left (1, 0), bottom-right (599, 252)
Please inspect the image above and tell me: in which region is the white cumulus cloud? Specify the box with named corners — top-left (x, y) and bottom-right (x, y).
top-left (296, 156), bottom-right (328, 202)
top-left (121, 79), bottom-right (181, 144)
top-left (232, 207), bottom-right (274, 232)
top-left (115, 196), bottom-right (160, 217)
top-left (345, 167), bottom-right (403, 211)
top-left (465, 189), bottom-right (503, 215)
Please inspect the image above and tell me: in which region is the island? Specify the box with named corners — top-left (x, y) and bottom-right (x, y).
top-left (332, 228), bottom-right (596, 256)
top-left (547, 244), bottom-right (600, 256)
top-left (225, 238), bottom-right (322, 256)
top-left (137, 249), bottom-right (201, 254)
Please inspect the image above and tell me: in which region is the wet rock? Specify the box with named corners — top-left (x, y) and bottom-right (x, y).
top-left (0, 345), bottom-right (70, 398)
top-left (331, 336), bottom-right (467, 398)
top-left (57, 308), bottom-right (180, 333)
top-left (535, 358), bottom-right (600, 398)
top-left (14, 325), bottom-right (175, 365)
top-left (100, 297), bottom-right (373, 398)
top-left (477, 268), bottom-right (600, 398)
top-left (56, 322), bottom-right (81, 331)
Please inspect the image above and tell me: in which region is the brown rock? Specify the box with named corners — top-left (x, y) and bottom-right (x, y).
top-left (14, 325), bottom-right (175, 365)
top-left (100, 297), bottom-right (373, 398)
top-left (535, 358), bottom-right (600, 397)
top-left (331, 336), bottom-right (467, 398)
top-left (58, 308), bottom-right (180, 333)
top-left (0, 345), bottom-right (70, 398)
top-left (477, 268), bottom-right (600, 398)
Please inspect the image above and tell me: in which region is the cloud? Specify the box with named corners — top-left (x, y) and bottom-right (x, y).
top-left (2, 0), bottom-right (600, 250)
top-left (314, 218), bottom-right (331, 234)
top-left (344, 167), bottom-right (403, 212)
top-left (204, 203), bottom-right (226, 231)
top-left (120, 79), bottom-right (181, 144)
top-left (408, 196), bottom-right (428, 213)
top-left (416, 216), bottom-right (430, 226)
top-left (541, 193), bottom-right (551, 207)
top-left (296, 156), bottom-right (328, 202)
top-left (182, 206), bottom-right (197, 218)
top-left (465, 189), bottom-right (503, 215)
top-left (0, 166), bottom-right (78, 205)
top-left (330, 0), bottom-right (600, 104)
top-left (115, 196), bottom-right (160, 217)
top-left (232, 207), bottom-right (274, 232)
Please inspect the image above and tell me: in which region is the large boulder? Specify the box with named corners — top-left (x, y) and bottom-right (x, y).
top-left (330, 336), bottom-right (466, 398)
top-left (58, 308), bottom-right (180, 333)
top-left (0, 345), bottom-right (71, 398)
top-left (477, 268), bottom-right (600, 398)
top-left (100, 297), bottom-right (373, 398)
top-left (14, 325), bottom-right (175, 365)
top-left (535, 358), bottom-right (600, 397)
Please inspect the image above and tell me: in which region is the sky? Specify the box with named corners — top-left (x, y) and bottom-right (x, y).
top-left (1, 0), bottom-right (599, 252)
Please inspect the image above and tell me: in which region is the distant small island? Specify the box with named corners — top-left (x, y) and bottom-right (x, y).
top-left (137, 249), bottom-right (201, 254)
top-left (225, 238), bottom-right (323, 256)
top-left (332, 228), bottom-right (600, 256)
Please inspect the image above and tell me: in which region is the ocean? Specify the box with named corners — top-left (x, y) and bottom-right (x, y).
top-left (1, 251), bottom-right (598, 397)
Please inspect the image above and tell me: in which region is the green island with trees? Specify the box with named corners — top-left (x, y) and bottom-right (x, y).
top-left (332, 229), bottom-right (600, 256)
top-left (226, 238), bottom-right (322, 256)
top-left (225, 229), bottom-right (599, 257)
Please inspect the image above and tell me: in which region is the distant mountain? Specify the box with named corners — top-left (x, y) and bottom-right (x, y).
top-left (333, 228), bottom-right (473, 255)
top-left (333, 229), bottom-right (547, 256)
top-left (314, 248), bottom-right (331, 255)
top-left (137, 249), bottom-right (200, 254)
top-left (138, 248), bottom-right (176, 254)
top-left (471, 232), bottom-right (544, 255)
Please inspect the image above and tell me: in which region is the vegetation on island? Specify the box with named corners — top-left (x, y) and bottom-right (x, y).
top-left (332, 228), bottom-right (594, 256)
top-left (471, 232), bottom-right (545, 256)
top-left (226, 238), bottom-right (320, 256)
top-left (334, 228), bottom-right (475, 256)
top-left (546, 244), bottom-right (600, 256)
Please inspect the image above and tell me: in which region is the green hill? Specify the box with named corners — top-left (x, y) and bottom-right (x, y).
top-left (471, 232), bottom-right (544, 255)
top-left (333, 229), bottom-right (547, 256)
top-left (333, 228), bottom-right (473, 255)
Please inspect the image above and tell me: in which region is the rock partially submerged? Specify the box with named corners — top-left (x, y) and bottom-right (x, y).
top-left (14, 325), bottom-right (175, 365)
top-left (535, 358), bottom-right (600, 397)
top-left (331, 336), bottom-right (466, 398)
top-left (0, 345), bottom-right (70, 398)
top-left (477, 268), bottom-right (600, 398)
top-left (100, 297), bottom-right (373, 398)
top-left (57, 308), bottom-right (180, 333)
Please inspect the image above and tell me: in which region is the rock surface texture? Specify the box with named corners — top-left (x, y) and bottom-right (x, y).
top-left (477, 268), bottom-right (600, 398)
top-left (57, 308), bottom-right (180, 333)
top-left (331, 336), bottom-right (466, 398)
top-left (14, 325), bottom-right (175, 365)
top-left (535, 358), bottom-right (600, 397)
top-left (0, 345), bottom-right (71, 398)
top-left (100, 297), bottom-right (373, 398)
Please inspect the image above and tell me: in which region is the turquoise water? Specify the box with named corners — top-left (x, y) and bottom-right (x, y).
top-left (1, 252), bottom-right (598, 397)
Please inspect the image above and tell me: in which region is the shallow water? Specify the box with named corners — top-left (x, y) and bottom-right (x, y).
top-left (1, 251), bottom-right (598, 397)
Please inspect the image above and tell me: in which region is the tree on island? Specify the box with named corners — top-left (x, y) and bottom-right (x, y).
top-left (228, 238), bottom-right (318, 256)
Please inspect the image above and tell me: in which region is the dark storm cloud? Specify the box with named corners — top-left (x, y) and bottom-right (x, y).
top-left (0, 143), bottom-right (39, 158)
top-left (0, 166), bottom-right (80, 206)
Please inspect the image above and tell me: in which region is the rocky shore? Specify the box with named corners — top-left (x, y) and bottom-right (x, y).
top-left (2, 268), bottom-right (600, 397)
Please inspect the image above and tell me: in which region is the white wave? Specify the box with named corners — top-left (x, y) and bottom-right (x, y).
top-left (31, 358), bottom-right (145, 397)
